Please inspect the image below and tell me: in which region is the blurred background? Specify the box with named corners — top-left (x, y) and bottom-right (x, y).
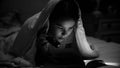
top-left (0, 0), bottom-right (120, 43)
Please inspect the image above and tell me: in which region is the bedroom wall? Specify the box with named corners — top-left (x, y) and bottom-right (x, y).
top-left (0, 0), bottom-right (49, 22)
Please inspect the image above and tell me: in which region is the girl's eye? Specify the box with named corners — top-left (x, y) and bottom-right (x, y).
top-left (69, 27), bottom-right (73, 30)
top-left (58, 26), bottom-right (63, 29)
top-left (69, 26), bottom-right (74, 31)
top-left (55, 25), bottom-right (64, 30)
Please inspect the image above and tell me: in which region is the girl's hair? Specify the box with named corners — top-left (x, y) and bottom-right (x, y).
top-left (49, 0), bottom-right (79, 25)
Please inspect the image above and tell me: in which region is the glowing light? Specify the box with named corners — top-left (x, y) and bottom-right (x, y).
top-left (104, 62), bottom-right (120, 66)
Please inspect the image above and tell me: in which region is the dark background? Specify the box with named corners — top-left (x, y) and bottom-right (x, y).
top-left (0, 0), bottom-right (49, 21)
top-left (0, 0), bottom-right (120, 43)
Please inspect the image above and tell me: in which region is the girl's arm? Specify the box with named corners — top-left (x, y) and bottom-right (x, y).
top-left (75, 20), bottom-right (99, 60)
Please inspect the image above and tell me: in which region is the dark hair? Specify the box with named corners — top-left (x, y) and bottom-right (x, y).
top-left (52, 16), bottom-right (76, 26)
top-left (49, 0), bottom-right (79, 25)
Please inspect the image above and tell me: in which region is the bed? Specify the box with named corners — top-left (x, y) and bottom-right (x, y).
top-left (85, 36), bottom-right (120, 68)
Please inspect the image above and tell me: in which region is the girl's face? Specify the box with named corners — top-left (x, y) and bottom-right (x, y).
top-left (54, 19), bottom-right (75, 43)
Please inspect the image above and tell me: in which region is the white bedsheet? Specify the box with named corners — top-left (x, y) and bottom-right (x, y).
top-left (86, 37), bottom-right (120, 68)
